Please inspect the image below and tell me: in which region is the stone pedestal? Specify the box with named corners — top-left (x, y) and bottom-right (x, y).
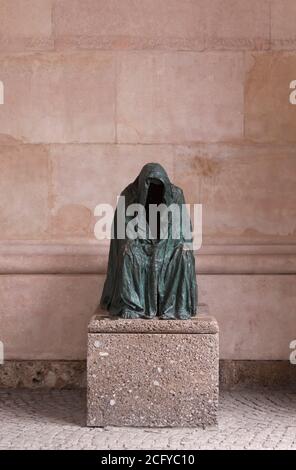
top-left (87, 312), bottom-right (219, 427)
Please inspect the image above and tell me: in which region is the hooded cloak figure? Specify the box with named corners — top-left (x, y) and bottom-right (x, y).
top-left (100, 163), bottom-right (197, 319)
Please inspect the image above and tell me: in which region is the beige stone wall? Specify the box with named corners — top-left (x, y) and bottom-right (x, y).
top-left (0, 1), bottom-right (296, 360)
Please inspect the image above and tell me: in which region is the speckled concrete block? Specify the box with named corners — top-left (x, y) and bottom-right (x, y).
top-left (87, 313), bottom-right (219, 427)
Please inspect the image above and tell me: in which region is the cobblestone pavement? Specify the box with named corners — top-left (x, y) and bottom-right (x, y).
top-left (0, 389), bottom-right (295, 450)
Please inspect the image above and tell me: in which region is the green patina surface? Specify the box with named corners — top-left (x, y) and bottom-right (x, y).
top-left (100, 163), bottom-right (197, 319)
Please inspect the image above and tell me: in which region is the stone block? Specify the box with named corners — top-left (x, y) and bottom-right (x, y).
top-left (0, 274), bottom-right (102, 360)
top-left (49, 144), bottom-right (174, 238)
top-left (245, 52), bottom-right (296, 143)
top-left (0, 145), bottom-right (49, 239)
top-left (0, 360), bottom-right (86, 389)
top-left (0, 52), bottom-right (116, 143)
top-left (271, 0), bottom-right (296, 50)
top-left (174, 143), bottom-right (296, 244)
top-left (0, 0), bottom-right (53, 52)
top-left (54, 0), bottom-right (205, 51)
top-left (199, 274), bottom-right (296, 360)
top-left (87, 314), bottom-right (219, 427)
top-left (117, 52), bottom-right (244, 143)
top-left (205, 0), bottom-right (270, 50)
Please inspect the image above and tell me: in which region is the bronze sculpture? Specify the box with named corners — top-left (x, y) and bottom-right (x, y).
top-left (100, 163), bottom-right (197, 319)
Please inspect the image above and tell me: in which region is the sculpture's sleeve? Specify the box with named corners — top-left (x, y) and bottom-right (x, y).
top-left (100, 207), bottom-right (119, 310)
top-left (100, 183), bottom-right (137, 311)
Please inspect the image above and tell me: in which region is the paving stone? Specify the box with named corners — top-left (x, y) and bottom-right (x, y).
top-left (0, 389), bottom-right (295, 449)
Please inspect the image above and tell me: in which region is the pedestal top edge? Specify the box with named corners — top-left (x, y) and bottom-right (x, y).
top-left (88, 310), bottom-right (218, 334)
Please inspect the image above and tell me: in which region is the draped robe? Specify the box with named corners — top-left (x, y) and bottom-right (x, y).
top-left (100, 163), bottom-right (197, 319)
